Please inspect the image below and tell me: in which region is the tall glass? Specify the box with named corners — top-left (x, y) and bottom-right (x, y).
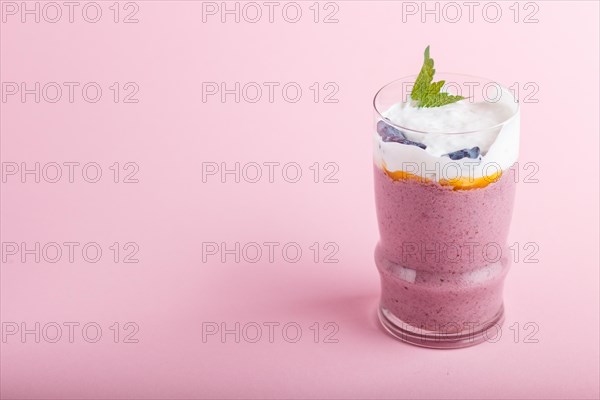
top-left (372, 74), bottom-right (520, 348)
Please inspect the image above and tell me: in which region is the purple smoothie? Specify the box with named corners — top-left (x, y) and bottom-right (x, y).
top-left (374, 164), bottom-right (516, 334)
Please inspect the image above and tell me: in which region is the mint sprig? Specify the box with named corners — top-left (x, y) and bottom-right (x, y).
top-left (411, 46), bottom-right (464, 108)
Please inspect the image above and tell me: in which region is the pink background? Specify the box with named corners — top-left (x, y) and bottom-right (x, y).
top-left (1, 1), bottom-right (599, 399)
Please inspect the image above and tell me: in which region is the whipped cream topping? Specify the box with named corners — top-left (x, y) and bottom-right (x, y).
top-left (373, 89), bottom-right (520, 181)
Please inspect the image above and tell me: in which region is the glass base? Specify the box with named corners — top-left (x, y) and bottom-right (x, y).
top-left (377, 304), bottom-right (505, 349)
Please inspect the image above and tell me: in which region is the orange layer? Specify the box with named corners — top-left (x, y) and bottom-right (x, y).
top-left (383, 167), bottom-right (502, 190)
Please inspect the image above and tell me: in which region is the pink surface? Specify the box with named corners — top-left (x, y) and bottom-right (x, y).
top-left (1, 1), bottom-right (599, 399)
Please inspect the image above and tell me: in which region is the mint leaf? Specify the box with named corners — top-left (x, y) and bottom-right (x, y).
top-left (419, 93), bottom-right (466, 107)
top-left (411, 46), bottom-right (434, 103)
top-left (411, 46), bottom-right (464, 108)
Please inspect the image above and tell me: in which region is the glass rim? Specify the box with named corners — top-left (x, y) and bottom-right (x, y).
top-left (372, 72), bottom-right (520, 135)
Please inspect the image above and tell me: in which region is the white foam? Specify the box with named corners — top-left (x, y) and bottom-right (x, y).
top-left (374, 90), bottom-right (520, 180)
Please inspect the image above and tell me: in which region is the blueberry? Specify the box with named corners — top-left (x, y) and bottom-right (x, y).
top-left (392, 138), bottom-right (427, 149)
top-left (399, 138), bottom-right (427, 149)
top-left (445, 146), bottom-right (480, 160)
top-left (377, 120), bottom-right (426, 149)
top-left (377, 120), bottom-right (405, 141)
